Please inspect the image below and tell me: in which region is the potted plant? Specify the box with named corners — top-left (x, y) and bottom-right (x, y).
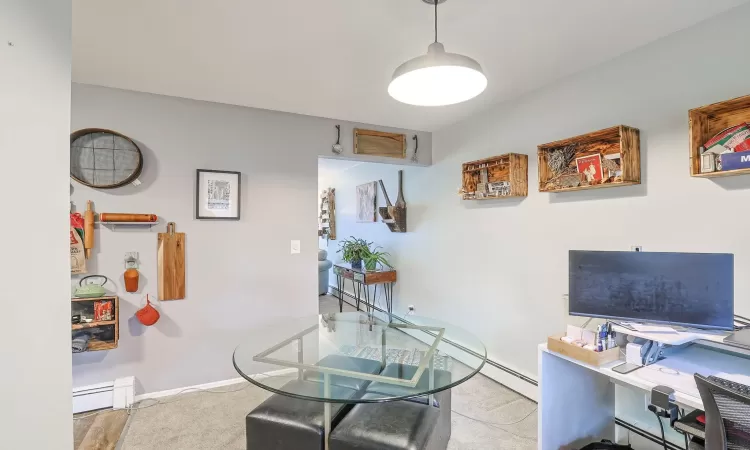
top-left (363, 247), bottom-right (391, 272)
top-left (363, 249), bottom-right (391, 271)
top-left (337, 237), bottom-right (371, 269)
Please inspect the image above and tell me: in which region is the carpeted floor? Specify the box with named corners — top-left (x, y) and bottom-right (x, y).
top-left (118, 372), bottom-right (537, 450)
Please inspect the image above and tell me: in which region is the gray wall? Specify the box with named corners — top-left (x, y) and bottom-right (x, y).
top-left (70, 84), bottom-right (431, 394)
top-left (1, 0), bottom-right (73, 447)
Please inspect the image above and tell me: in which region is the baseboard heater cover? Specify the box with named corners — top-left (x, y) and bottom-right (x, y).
top-left (72, 376), bottom-right (134, 413)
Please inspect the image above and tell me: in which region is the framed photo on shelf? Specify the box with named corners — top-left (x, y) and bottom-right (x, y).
top-left (195, 169), bottom-right (241, 220)
top-left (575, 154), bottom-right (604, 183)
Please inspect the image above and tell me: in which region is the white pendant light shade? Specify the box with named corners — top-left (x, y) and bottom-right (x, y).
top-left (388, 42), bottom-right (487, 106)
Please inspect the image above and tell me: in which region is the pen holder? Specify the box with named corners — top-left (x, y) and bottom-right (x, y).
top-left (547, 334), bottom-right (621, 367)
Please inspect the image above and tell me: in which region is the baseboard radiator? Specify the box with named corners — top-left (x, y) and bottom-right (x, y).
top-left (72, 377), bottom-right (134, 413)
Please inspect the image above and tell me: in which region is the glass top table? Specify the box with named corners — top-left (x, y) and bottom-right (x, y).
top-left (232, 311), bottom-right (487, 403)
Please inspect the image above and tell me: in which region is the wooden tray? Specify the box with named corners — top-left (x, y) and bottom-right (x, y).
top-left (547, 334), bottom-right (620, 367)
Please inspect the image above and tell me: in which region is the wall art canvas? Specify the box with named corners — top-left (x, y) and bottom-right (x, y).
top-left (196, 169), bottom-right (241, 220)
top-left (356, 182), bottom-right (377, 223)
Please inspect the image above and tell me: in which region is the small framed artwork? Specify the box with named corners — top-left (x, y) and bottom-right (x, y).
top-left (575, 154), bottom-right (603, 183)
top-left (195, 169), bottom-right (241, 220)
top-left (356, 181), bottom-right (377, 223)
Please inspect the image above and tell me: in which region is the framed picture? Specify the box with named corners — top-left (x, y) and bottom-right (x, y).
top-left (356, 182), bottom-right (377, 223)
top-left (575, 154), bottom-right (604, 183)
top-left (195, 169), bottom-right (241, 220)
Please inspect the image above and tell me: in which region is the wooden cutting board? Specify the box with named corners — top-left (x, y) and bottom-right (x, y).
top-left (157, 222), bottom-right (185, 300)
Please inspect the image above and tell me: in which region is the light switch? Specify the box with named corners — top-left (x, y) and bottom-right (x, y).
top-left (291, 240), bottom-right (301, 254)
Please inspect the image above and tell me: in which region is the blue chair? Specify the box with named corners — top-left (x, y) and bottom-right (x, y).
top-left (319, 249), bottom-right (333, 295)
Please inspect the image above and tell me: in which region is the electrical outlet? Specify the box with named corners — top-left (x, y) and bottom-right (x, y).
top-left (631, 245), bottom-right (642, 252)
top-left (290, 240), bottom-right (300, 254)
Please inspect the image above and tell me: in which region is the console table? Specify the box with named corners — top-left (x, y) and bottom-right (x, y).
top-left (333, 263), bottom-right (396, 318)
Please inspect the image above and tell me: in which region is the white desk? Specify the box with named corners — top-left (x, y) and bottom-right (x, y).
top-left (538, 341), bottom-right (750, 450)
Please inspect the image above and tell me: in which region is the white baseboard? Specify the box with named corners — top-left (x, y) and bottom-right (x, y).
top-left (479, 359), bottom-right (538, 401)
top-left (133, 368), bottom-right (297, 403)
top-left (73, 376), bottom-right (134, 413)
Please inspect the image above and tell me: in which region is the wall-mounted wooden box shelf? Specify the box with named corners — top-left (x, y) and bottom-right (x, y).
top-left (460, 153), bottom-right (528, 200)
top-left (71, 296), bottom-right (119, 352)
top-left (538, 125), bottom-right (640, 193)
top-left (689, 94), bottom-right (750, 178)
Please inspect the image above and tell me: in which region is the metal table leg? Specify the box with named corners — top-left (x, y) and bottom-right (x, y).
top-left (353, 279), bottom-right (361, 311)
top-left (324, 373), bottom-right (331, 450)
top-left (384, 282), bottom-right (393, 322)
top-left (336, 274), bottom-right (344, 312)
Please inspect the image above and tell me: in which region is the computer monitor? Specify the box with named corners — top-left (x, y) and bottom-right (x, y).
top-left (569, 251), bottom-right (734, 331)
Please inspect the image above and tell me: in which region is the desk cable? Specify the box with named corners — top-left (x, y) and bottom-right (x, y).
top-left (451, 404), bottom-right (538, 441)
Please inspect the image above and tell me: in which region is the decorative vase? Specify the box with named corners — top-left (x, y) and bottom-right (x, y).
top-left (351, 258), bottom-right (363, 269)
top-left (365, 260), bottom-right (377, 271)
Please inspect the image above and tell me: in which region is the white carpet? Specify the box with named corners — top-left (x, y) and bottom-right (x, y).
top-left (119, 373), bottom-right (537, 450)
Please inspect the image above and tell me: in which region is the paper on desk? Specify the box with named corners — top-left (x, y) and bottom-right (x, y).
top-left (621, 323), bottom-right (679, 334)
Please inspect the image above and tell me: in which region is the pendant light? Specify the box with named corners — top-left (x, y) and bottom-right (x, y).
top-left (388, 0), bottom-right (487, 106)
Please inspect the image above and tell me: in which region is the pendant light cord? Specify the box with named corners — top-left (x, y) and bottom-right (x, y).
top-left (434, 0), bottom-right (438, 43)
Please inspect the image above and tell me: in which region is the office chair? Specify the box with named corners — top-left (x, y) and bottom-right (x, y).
top-left (694, 374), bottom-right (750, 450)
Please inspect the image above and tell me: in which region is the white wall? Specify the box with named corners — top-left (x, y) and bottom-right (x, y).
top-left (70, 84), bottom-right (431, 395)
top-left (323, 3), bottom-right (750, 386)
top-left (0, 0), bottom-right (73, 447)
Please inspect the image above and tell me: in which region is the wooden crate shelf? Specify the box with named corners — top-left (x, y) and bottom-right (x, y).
top-left (689, 94), bottom-right (750, 177)
top-left (71, 296), bottom-right (119, 352)
top-left (538, 125), bottom-right (640, 193)
top-left (460, 153), bottom-right (528, 200)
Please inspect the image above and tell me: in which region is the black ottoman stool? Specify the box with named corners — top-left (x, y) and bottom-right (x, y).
top-left (246, 380), bottom-right (357, 450)
top-left (303, 354), bottom-right (383, 392)
top-left (366, 363), bottom-right (452, 443)
top-left (329, 393), bottom-right (447, 450)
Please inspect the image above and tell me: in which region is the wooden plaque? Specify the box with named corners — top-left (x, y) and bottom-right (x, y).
top-left (354, 129), bottom-right (406, 159)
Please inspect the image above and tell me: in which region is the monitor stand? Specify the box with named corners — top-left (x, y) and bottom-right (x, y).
top-left (609, 320), bottom-right (677, 331)
top-left (610, 320), bottom-right (697, 333)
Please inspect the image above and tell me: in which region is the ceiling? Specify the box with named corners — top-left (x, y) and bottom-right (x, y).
top-left (73, 0), bottom-right (746, 132)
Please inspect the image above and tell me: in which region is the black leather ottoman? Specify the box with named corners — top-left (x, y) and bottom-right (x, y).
top-left (329, 393), bottom-right (447, 450)
top-left (246, 380), bottom-right (357, 450)
top-left (366, 363), bottom-right (452, 444)
top-left (303, 354), bottom-right (383, 391)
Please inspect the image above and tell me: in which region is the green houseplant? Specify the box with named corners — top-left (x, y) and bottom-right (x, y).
top-left (338, 237), bottom-right (371, 269)
top-left (363, 247), bottom-right (391, 271)
top-left (337, 237), bottom-right (392, 271)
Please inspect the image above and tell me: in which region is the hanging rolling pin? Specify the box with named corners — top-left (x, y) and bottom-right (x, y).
top-left (100, 213), bottom-right (158, 223)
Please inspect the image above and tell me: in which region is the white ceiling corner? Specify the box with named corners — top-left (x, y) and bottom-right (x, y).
top-left (73, 0), bottom-right (748, 132)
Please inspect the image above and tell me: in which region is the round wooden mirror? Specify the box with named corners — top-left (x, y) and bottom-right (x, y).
top-left (70, 128), bottom-right (143, 188)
